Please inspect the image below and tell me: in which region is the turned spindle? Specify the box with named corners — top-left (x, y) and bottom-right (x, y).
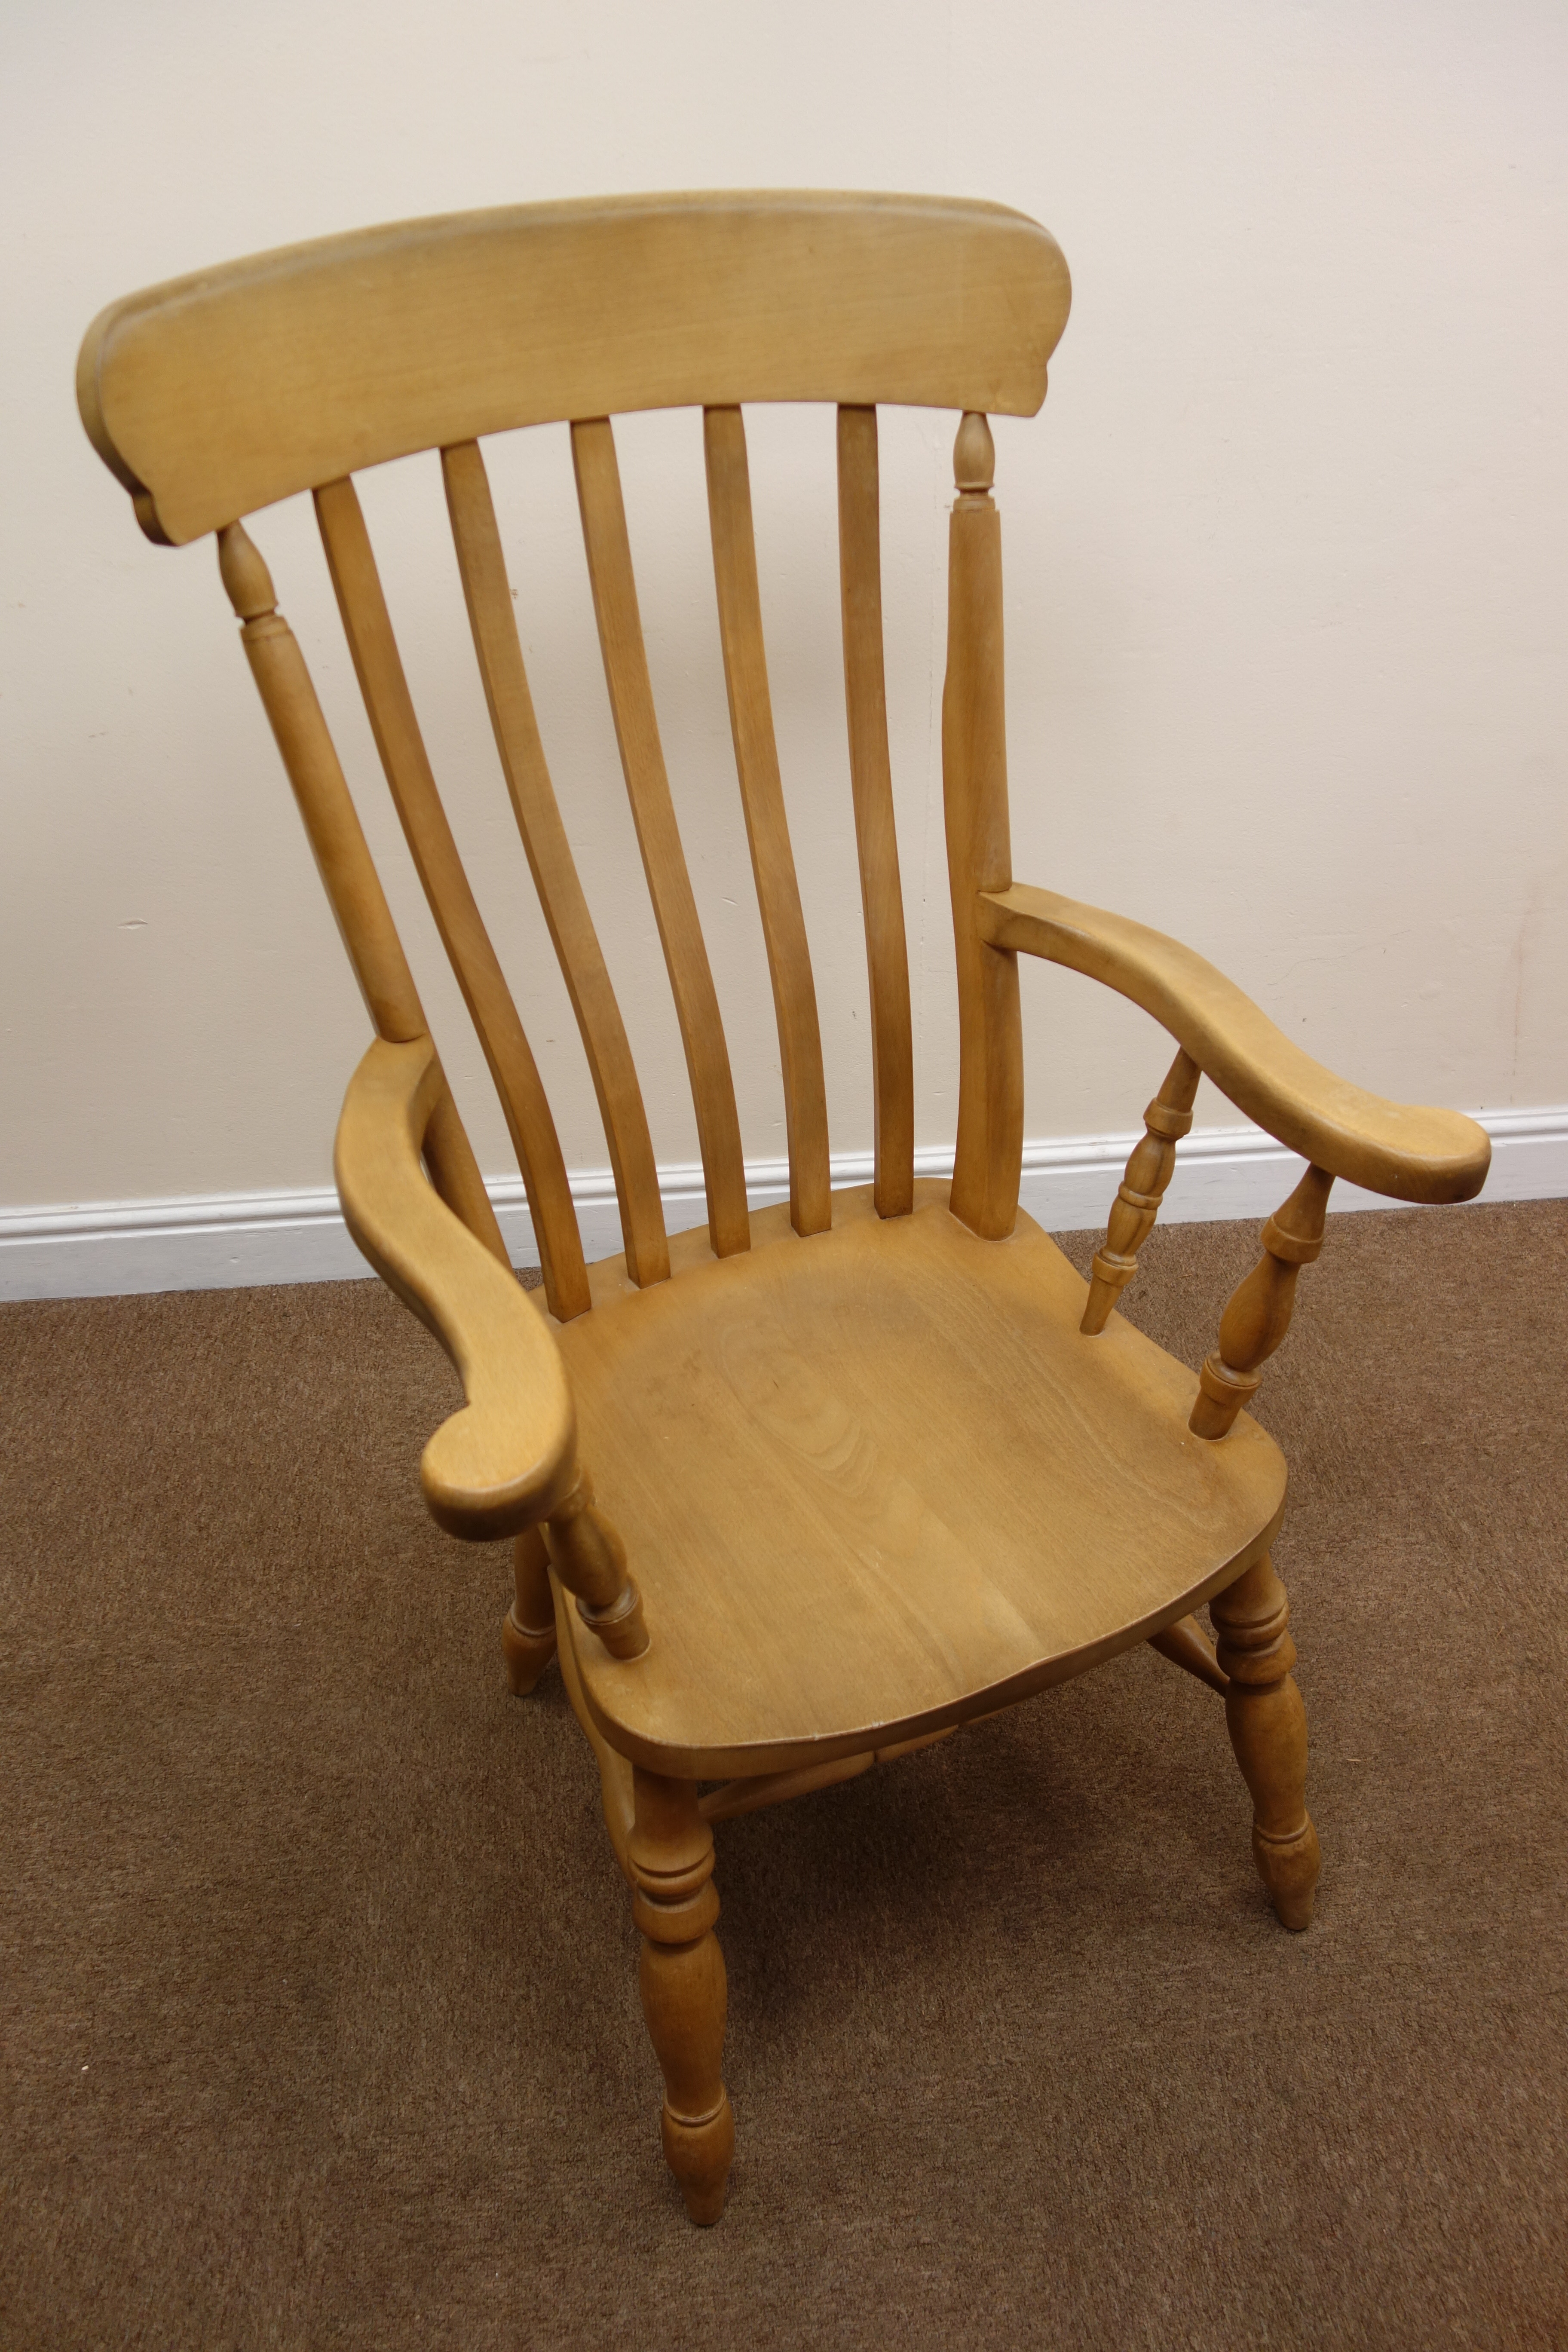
top-left (1189, 1165), bottom-right (1335, 1439)
top-left (628, 1769), bottom-right (734, 2223)
top-left (1081, 1047), bottom-right (1199, 1334)
top-left (544, 1467), bottom-right (650, 1660)
top-left (502, 1523), bottom-right (559, 1694)
top-left (1211, 1553), bottom-right (1320, 1929)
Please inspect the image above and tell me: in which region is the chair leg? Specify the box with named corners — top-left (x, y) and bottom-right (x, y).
top-left (501, 1526), bottom-right (558, 1695)
top-left (628, 1768), bottom-right (735, 2224)
top-left (1210, 1552), bottom-right (1322, 1930)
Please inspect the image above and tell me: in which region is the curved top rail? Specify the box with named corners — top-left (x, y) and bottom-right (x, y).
top-left (77, 191), bottom-right (1072, 546)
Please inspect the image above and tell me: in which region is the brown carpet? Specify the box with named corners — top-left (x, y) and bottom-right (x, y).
top-left (2, 1200), bottom-right (1565, 2350)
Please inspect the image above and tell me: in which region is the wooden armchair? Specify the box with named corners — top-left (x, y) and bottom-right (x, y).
top-left (78, 194), bottom-right (1490, 2225)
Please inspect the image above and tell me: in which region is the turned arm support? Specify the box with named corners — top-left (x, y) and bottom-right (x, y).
top-left (977, 883), bottom-right (1490, 1204)
top-left (335, 1035), bottom-right (648, 1654)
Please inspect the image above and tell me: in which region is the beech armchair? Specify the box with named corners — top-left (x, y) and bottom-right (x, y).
top-left (78, 193), bottom-right (1489, 2225)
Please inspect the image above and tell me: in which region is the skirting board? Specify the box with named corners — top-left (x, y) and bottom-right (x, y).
top-left (1, 1107), bottom-right (1561, 1304)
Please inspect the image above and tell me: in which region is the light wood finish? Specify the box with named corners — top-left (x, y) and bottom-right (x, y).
top-left (704, 406), bottom-right (832, 1236)
top-left (217, 523), bottom-right (508, 1269)
top-left (80, 195), bottom-right (1070, 545)
top-left (313, 476), bottom-right (589, 1321)
top-left (551, 1183), bottom-right (1285, 1781)
top-left (628, 1770), bottom-right (734, 2224)
top-left (85, 192), bottom-right (1493, 2226)
top-left (544, 1469), bottom-right (650, 1662)
top-left (701, 1751), bottom-right (875, 1821)
top-left (551, 1571), bottom-right (635, 1871)
top-left (444, 439), bottom-right (670, 1289)
top-left (699, 1723), bottom-right (958, 1823)
top-left (1148, 1612), bottom-right (1229, 1695)
top-left (1211, 1554), bottom-right (1320, 1929)
top-left (836, 406), bottom-right (915, 1219)
top-left (944, 416), bottom-right (1023, 1239)
top-left (1190, 1166), bottom-right (1334, 1441)
top-left (1081, 1048), bottom-right (1200, 1333)
top-left (334, 1035), bottom-right (576, 1537)
top-left (502, 1525), bottom-right (558, 1695)
top-left (572, 416), bottom-right (750, 1260)
top-left (980, 883), bottom-right (1492, 1203)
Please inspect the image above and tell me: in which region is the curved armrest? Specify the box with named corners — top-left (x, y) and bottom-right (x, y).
top-left (334, 1035), bottom-right (577, 1539)
top-left (979, 884), bottom-right (1489, 1205)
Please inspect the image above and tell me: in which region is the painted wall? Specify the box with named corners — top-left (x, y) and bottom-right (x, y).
top-left (3, 0), bottom-right (1564, 1228)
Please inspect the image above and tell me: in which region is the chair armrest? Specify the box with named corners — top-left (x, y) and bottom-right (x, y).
top-left (978, 883), bottom-right (1490, 1205)
top-left (334, 1034), bottom-right (577, 1539)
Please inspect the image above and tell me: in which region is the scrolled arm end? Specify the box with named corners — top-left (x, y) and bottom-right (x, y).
top-left (980, 883), bottom-right (1491, 1206)
top-left (334, 1034), bottom-right (578, 1542)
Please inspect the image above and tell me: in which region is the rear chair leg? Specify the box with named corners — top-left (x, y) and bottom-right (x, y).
top-left (628, 1768), bottom-right (735, 2223)
top-left (501, 1526), bottom-right (558, 1695)
top-left (1211, 1552), bottom-right (1322, 1930)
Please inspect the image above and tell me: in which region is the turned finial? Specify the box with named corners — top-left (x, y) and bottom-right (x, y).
top-left (954, 411), bottom-right (995, 495)
top-left (218, 521), bottom-right (277, 621)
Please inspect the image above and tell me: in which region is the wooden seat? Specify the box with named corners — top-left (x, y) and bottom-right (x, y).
top-left (77, 191), bottom-right (1490, 2229)
top-left (557, 1184), bottom-right (1284, 1780)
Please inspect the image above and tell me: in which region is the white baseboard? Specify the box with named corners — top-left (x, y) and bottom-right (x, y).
top-left (1, 1107), bottom-right (1560, 1304)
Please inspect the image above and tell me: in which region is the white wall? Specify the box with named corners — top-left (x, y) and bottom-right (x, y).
top-left (3, 1), bottom-right (1564, 1251)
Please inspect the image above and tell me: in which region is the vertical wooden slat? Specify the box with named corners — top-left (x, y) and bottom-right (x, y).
top-left (702, 405), bottom-right (832, 1238)
top-left (836, 406), bottom-right (915, 1219)
top-left (216, 520), bottom-right (511, 1276)
top-left (571, 417), bottom-right (750, 1260)
top-left (942, 413), bottom-right (1023, 1239)
top-left (442, 441), bottom-right (671, 1291)
top-left (312, 479), bottom-right (590, 1320)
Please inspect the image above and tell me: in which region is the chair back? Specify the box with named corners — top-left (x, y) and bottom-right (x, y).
top-left (79, 193), bottom-right (1072, 1317)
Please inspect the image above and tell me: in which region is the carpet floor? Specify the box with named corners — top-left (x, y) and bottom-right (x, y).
top-left (2, 1199), bottom-right (1564, 2350)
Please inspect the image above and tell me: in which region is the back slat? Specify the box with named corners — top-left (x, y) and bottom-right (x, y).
top-left (313, 477), bottom-right (591, 1320)
top-left (703, 406), bottom-right (832, 1238)
top-left (219, 518), bottom-right (512, 1278)
top-left (442, 439), bottom-right (671, 1289)
top-left (571, 417), bottom-right (750, 1260)
top-left (836, 407), bottom-right (915, 1219)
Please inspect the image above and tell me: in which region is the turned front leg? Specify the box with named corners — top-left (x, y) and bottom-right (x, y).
top-left (1211, 1553), bottom-right (1321, 1929)
top-left (628, 1770), bottom-right (735, 2224)
top-left (501, 1525), bottom-right (559, 1694)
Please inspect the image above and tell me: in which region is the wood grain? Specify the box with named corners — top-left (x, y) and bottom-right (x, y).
top-left (334, 1034), bottom-right (576, 1537)
top-left (980, 883), bottom-right (1491, 1203)
top-left (572, 416), bottom-right (750, 1261)
top-left (1190, 1165), bottom-right (1334, 1440)
top-left (80, 194), bottom-right (1071, 545)
top-left (1211, 1553), bottom-right (1320, 1929)
top-left (836, 406), bottom-right (915, 1219)
top-left (1081, 1048), bottom-right (1200, 1334)
top-left (444, 439), bottom-right (670, 1289)
top-left (943, 416), bottom-right (1023, 1238)
top-left (313, 475), bottom-right (589, 1320)
top-left (704, 405), bottom-right (832, 1237)
top-left (628, 1771), bottom-right (734, 2224)
top-left (216, 522), bottom-right (509, 1271)
top-left (551, 1182), bottom-right (1286, 1780)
